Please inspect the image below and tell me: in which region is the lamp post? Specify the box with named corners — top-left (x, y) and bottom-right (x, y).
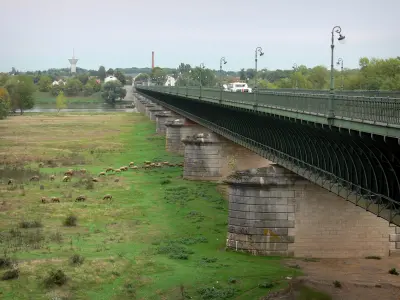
top-left (199, 63), bottom-right (205, 98)
top-left (336, 58), bottom-right (344, 91)
top-left (329, 25), bottom-right (345, 119)
top-left (220, 57), bottom-right (227, 102)
top-left (254, 46), bottom-right (264, 105)
top-left (292, 63), bottom-right (298, 89)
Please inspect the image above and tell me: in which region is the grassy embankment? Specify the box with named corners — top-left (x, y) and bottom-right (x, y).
top-left (0, 113), bottom-right (300, 300)
top-left (34, 91), bottom-right (103, 105)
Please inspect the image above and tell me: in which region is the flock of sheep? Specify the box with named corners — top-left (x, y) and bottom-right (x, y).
top-left (6, 160), bottom-right (183, 204)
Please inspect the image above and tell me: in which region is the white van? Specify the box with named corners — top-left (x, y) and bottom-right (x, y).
top-left (226, 82), bottom-right (252, 93)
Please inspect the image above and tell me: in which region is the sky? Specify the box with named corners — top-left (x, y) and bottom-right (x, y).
top-left (0, 0), bottom-right (399, 72)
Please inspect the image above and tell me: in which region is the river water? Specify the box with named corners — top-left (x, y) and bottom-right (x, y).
top-left (26, 102), bottom-right (137, 113)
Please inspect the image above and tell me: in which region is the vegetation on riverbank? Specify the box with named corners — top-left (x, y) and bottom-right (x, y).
top-left (34, 91), bottom-right (103, 104)
top-left (0, 113), bottom-right (300, 299)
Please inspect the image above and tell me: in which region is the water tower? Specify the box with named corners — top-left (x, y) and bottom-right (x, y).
top-left (68, 49), bottom-right (78, 74)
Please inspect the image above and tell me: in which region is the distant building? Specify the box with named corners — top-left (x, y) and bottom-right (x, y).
top-left (104, 76), bottom-right (118, 83)
top-left (52, 80), bottom-right (65, 86)
top-left (164, 75), bottom-right (176, 86)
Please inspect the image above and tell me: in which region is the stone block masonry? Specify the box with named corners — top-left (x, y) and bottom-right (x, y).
top-left (389, 224), bottom-right (400, 256)
top-left (225, 165), bottom-right (393, 258)
top-left (148, 107), bottom-right (164, 121)
top-left (165, 119), bottom-right (206, 154)
top-left (155, 111), bottom-right (178, 134)
top-left (182, 132), bottom-right (270, 181)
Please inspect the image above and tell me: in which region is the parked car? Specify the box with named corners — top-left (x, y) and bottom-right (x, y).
top-left (226, 82), bottom-right (252, 93)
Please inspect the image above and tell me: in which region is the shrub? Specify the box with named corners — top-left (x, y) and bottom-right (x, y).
top-left (0, 257), bottom-right (13, 269)
top-left (44, 269), bottom-right (67, 287)
top-left (70, 254), bottom-right (84, 266)
top-left (389, 268), bottom-right (399, 275)
top-left (64, 215), bottom-right (77, 227)
top-left (160, 179), bottom-right (171, 185)
top-left (1, 268), bottom-right (19, 281)
top-left (19, 220), bottom-right (43, 228)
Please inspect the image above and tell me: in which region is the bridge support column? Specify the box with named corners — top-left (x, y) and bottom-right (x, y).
top-left (144, 103), bottom-right (156, 117)
top-left (389, 224), bottom-right (400, 256)
top-left (182, 132), bottom-right (270, 181)
top-left (148, 107), bottom-right (164, 121)
top-left (164, 119), bottom-right (205, 154)
top-left (136, 98), bottom-right (150, 114)
top-left (225, 165), bottom-right (392, 258)
top-left (155, 111), bottom-right (178, 134)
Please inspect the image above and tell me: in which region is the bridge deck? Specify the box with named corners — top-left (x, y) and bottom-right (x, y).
top-left (138, 85), bottom-right (400, 139)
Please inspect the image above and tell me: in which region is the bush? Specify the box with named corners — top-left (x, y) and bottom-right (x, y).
top-left (19, 220), bottom-right (43, 228)
top-left (44, 269), bottom-right (67, 287)
top-left (64, 215), bottom-right (77, 227)
top-left (70, 254), bottom-right (84, 265)
top-left (1, 268), bottom-right (19, 281)
top-left (0, 257), bottom-right (13, 269)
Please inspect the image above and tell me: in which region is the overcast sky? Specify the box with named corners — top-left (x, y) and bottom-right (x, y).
top-left (0, 0), bottom-right (399, 72)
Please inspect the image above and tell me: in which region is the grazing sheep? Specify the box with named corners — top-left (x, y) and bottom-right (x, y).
top-left (38, 162), bottom-right (44, 168)
top-left (30, 175), bottom-right (40, 181)
top-left (51, 197), bottom-right (60, 203)
top-left (177, 163), bottom-right (184, 167)
top-left (129, 162), bottom-right (135, 166)
top-left (150, 163), bottom-right (156, 167)
top-left (114, 178), bottom-right (120, 182)
top-left (92, 177), bottom-right (99, 182)
top-left (7, 179), bottom-right (13, 185)
top-left (62, 175), bottom-right (71, 182)
top-left (80, 169), bottom-right (87, 174)
top-left (130, 166), bottom-right (138, 170)
top-left (103, 194), bottom-right (112, 200)
top-left (41, 197), bottom-right (47, 203)
top-left (106, 167), bottom-right (114, 173)
top-left (144, 161), bottom-right (151, 165)
top-left (163, 161), bottom-right (169, 165)
top-left (99, 172), bottom-right (106, 176)
top-left (64, 170), bottom-right (73, 176)
top-left (120, 166), bottom-right (128, 171)
top-left (75, 195), bottom-right (86, 202)
top-left (50, 175), bottom-right (55, 181)
top-left (115, 169), bottom-right (121, 173)
top-left (155, 163), bottom-right (162, 168)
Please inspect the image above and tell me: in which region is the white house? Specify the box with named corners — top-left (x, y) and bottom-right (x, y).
top-left (164, 75), bottom-right (176, 86)
top-left (104, 75), bottom-right (119, 83)
top-left (52, 79), bottom-right (65, 86)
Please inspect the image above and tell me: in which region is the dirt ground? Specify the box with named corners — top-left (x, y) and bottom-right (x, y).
top-left (269, 256), bottom-right (400, 299)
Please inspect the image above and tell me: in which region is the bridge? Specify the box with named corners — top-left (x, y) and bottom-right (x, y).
top-left (134, 85), bottom-right (400, 258)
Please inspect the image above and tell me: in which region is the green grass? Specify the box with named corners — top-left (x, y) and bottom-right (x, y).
top-left (34, 91), bottom-right (103, 104)
top-left (0, 113), bottom-right (300, 299)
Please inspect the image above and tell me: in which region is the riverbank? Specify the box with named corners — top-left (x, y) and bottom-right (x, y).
top-left (34, 91), bottom-right (103, 104)
top-left (0, 113), bottom-right (298, 299)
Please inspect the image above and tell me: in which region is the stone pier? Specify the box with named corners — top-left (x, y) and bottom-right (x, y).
top-left (155, 111), bottom-right (178, 134)
top-left (224, 165), bottom-right (393, 258)
top-left (135, 98), bottom-right (148, 114)
top-left (182, 132), bottom-right (270, 181)
top-left (148, 107), bottom-right (164, 121)
top-left (144, 103), bottom-right (156, 118)
top-left (390, 224), bottom-right (400, 256)
top-left (165, 119), bottom-right (205, 154)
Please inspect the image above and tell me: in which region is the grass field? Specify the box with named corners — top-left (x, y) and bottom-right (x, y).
top-left (0, 113), bottom-right (300, 300)
top-left (34, 91), bottom-right (103, 104)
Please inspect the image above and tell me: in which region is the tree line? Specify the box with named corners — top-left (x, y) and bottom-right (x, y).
top-left (0, 66), bottom-right (130, 119)
top-left (134, 57), bottom-right (400, 91)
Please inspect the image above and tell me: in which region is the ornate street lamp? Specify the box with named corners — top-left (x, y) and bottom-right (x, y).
top-left (292, 63), bottom-right (298, 89)
top-left (254, 46), bottom-right (264, 104)
top-left (220, 57), bottom-right (227, 101)
top-left (337, 58), bottom-right (344, 91)
top-left (199, 63), bottom-right (205, 98)
top-left (328, 26), bottom-right (345, 118)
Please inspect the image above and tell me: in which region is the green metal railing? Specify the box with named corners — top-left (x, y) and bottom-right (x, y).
top-left (138, 85), bottom-right (400, 126)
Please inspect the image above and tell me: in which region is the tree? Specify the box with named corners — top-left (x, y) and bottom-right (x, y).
top-left (0, 87), bottom-right (10, 119)
top-left (64, 78), bottom-right (83, 96)
top-left (106, 68), bottom-right (114, 76)
top-left (239, 69), bottom-right (246, 81)
top-left (98, 66), bottom-right (106, 81)
top-left (38, 75), bottom-right (52, 92)
top-left (151, 67), bottom-right (167, 85)
top-left (5, 75), bottom-right (36, 114)
top-left (134, 73), bottom-right (150, 83)
top-left (50, 83), bottom-right (64, 96)
top-left (114, 70), bottom-right (126, 85)
top-left (77, 73), bottom-right (89, 85)
top-left (56, 91), bottom-right (67, 113)
top-left (101, 80), bottom-right (125, 103)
